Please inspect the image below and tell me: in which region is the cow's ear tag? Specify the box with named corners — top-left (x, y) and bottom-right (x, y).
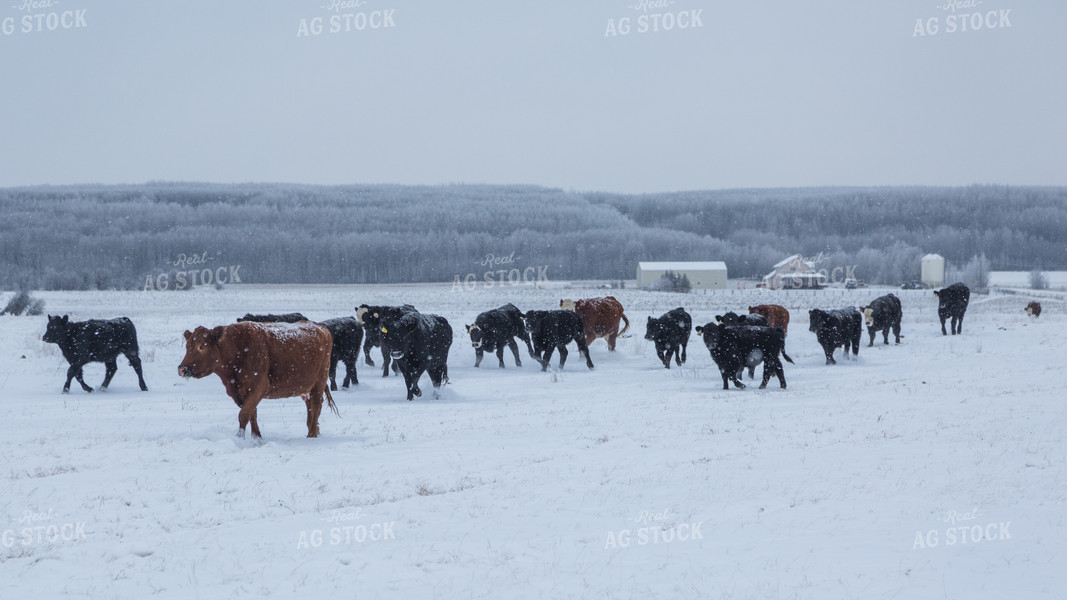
top-left (374, 312), bottom-right (379, 318)
top-left (381, 327), bottom-right (388, 333)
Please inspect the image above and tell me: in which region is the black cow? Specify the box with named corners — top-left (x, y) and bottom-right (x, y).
top-left (715, 312), bottom-right (770, 327)
top-left (716, 311), bottom-right (772, 378)
top-left (378, 312), bottom-right (452, 401)
top-left (860, 294), bottom-right (902, 347)
top-left (808, 308), bottom-right (863, 365)
top-left (694, 322), bottom-right (792, 390)
top-left (318, 317), bottom-right (364, 391)
top-left (237, 312), bottom-right (309, 323)
top-left (645, 307), bottom-right (692, 369)
top-left (522, 310), bottom-right (594, 371)
top-left (355, 304), bottom-right (417, 376)
top-left (466, 303), bottom-right (535, 368)
top-left (934, 283), bottom-right (970, 335)
top-left (42, 315), bottom-right (149, 393)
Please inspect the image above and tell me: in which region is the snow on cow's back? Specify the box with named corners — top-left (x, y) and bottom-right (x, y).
top-left (245, 320), bottom-right (324, 343)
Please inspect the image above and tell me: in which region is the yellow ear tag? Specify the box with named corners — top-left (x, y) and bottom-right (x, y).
top-left (381, 327), bottom-right (388, 333)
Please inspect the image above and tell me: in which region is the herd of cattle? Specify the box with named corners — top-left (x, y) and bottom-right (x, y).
top-left (38, 282), bottom-right (1042, 438)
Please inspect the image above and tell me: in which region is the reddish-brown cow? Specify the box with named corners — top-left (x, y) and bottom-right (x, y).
top-left (748, 304), bottom-right (791, 335)
top-left (560, 296), bottom-right (630, 351)
top-left (178, 321), bottom-right (337, 438)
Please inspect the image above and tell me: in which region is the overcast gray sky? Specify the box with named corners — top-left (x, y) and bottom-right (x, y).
top-left (1, 0), bottom-right (1063, 193)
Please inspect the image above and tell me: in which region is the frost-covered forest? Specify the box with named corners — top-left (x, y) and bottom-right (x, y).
top-left (0, 183), bottom-right (1063, 290)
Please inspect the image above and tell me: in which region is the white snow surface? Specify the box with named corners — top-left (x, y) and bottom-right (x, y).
top-left (1, 284), bottom-right (1064, 599)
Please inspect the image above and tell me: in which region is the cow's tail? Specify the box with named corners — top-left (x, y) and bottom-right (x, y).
top-left (619, 314), bottom-right (630, 336)
top-left (325, 387), bottom-right (340, 417)
top-left (780, 348), bottom-right (794, 364)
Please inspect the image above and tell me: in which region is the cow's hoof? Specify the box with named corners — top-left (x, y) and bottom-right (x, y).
top-left (759, 384), bottom-right (768, 389)
top-left (62, 389), bottom-right (70, 394)
top-left (498, 364), bottom-right (506, 369)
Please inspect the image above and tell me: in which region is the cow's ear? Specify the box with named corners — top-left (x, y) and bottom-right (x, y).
top-left (465, 325), bottom-right (471, 333)
top-left (695, 326), bottom-right (703, 336)
top-left (373, 312), bottom-right (379, 318)
top-left (183, 330), bottom-right (192, 341)
top-left (380, 326), bottom-right (388, 334)
top-left (210, 326), bottom-right (226, 343)
top-left (61, 315), bottom-right (69, 323)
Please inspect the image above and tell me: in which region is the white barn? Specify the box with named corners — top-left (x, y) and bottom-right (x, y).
top-left (761, 254), bottom-right (827, 289)
top-left (636, 261), bottom-right (727, 290)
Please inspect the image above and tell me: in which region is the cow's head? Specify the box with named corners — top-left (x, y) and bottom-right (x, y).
top-left (808, 309), bottom-right (825, 333)
top-left (644, 316), bottom-right (659, 340)
top-left (559, 299), bottom-right (576, 312)
top-left (355, 305), bottom-right (372, 325)
top-left (716, 312), bottom-right (742, 327)
top-left (178, 326), bottom-right (226, 378)
top-left (696, 322), bottom-right (723, 349)
top-left (379, 318), bottom-right (416, 360)
top-left (42, 314), bottom-right (70, 344)
top-left (466, 323), bottom-right (483, 348)
top-left (522, 310), bottom-right (546, 333)
top-left (861, 306), bottom-right (874, 326)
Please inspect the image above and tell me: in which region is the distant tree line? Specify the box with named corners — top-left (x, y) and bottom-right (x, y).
top-left (0, 183), bottom-right (1063, 290)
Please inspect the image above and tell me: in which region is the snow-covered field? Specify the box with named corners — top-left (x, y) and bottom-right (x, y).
top-left (1, 283), bottom-right (1064, 599)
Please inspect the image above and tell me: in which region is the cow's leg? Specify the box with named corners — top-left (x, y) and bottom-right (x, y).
top-left (305, 387), bottom-right (325, 438)
top-left (540, 346), bottom-right (554, 371)
top-left (940, 316), bottom-right (948, 336)
top-left (429, 365), bottom-right (446, 398)
top-left (101, 359), bottom-right (118, 390)
top-left (824, 344), bottom-right (836, 365)
top-left (893, 322), bottom-right (901, 344)
top-left (673, 344), bottom-right (682, 367)
top-left (557, 345), bottom-right (569, 369)
top-left (67, 363), bottom-right (93, 393)
top-left (342, 357), bottom-right (357, 388)
top-left (578, 339), bottom-right (594, 369)
top-left (680, 340), bottom-right (687, 364)
top-left (954, 315), bottom-right (964, 335)
top-left (126, 353), bottom-right (148, 391)
top-left (363, 339), bottom-right (376, 367)
top-left (474, 348), bottom-right (483, 368)
top-left (607, 331), bottom-right (618, 352)
top-left (868, 328), bottom-right (876, 347)
top-left (409, 368), bottom-right (424, 400)
top-left (328, 355), bottom-right (339, 391)
top-left (719, 370), bottom-right (731, 390)
top-left (381, 350), bottom-right (391, 377)
top-left (747, 365), bottom-right (755, 379)
top-left (507, 339), bottom-right (522, 367)
top-left (520, 332), bottom-right (536, 359)
top-left (496, 345), bottom-right (507, 369)
top-left (882, 327), bottom-right (890, 345)
top-left (237, 399), bottom-right (263, 438)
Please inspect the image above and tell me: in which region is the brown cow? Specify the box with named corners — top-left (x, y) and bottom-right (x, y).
top-left (1026, 301), bottom-right (1042, 318)
top-left (178, 321), bottom-right (337, 439)
top-left (748, 304), bottom-right (790, 335)
top-left (560, 296), bottom-right (630, 351)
